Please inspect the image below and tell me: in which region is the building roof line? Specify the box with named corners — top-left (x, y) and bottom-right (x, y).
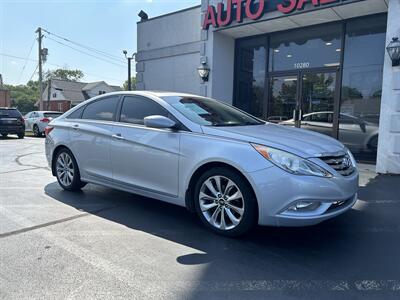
top-left (136, 5), bottom-right (201, 24)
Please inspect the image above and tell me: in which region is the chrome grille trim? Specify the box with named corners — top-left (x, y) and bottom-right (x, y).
top-left (319, 154), bottom-right (355, 176)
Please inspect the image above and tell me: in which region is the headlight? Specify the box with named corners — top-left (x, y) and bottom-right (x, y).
top-left (345, 148), bottom-right (357, 167)
top-left (251, 143), bottom-right (332, 177)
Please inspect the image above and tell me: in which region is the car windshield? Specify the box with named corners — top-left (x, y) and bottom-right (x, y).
top-left (44, 112), bottom-right (62, 118)
top-left (163, 96), bottom-right (264, 127)
top-left (0, 109), bottom-right (21, 118)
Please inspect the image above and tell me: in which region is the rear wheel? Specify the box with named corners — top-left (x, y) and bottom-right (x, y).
top-left (33, 125), bottom-right (42, 137)
top-left (55, 148), bottom-right (86, 191)
top-left (194, 167), bottom-right (257, 237)
top-left (17, 133), bottom-right (24, 139)
top-left (1, 133), bottom-right (7, 138)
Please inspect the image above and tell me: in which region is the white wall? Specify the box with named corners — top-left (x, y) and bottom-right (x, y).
top-left (137, 6), bottom-right (202, 92)
top-left (376, 0), bottom-right (400, 174)
top-left (138, 7), bottom-right (201, 51)
top-left (142, 53), bottom-right (201, 94)
top-left (209, 32), bottom-right (235, 103)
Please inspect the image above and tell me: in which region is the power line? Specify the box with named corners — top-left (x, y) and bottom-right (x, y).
top-left (0, 53), bottom-right (124, 83)
top-left (28, 65), bottom-right (39, 82)
top-left (44, 35), bottom-right (125, 68)
top-left (42, 28), bottom-right (125, 63)
top-left (17, 38), bottom-right (36, 82)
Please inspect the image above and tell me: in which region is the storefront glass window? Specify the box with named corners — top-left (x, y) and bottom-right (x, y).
top-left (269, 24), bottom-right (342, 72)
top-left (339, 15), bottom-right (387, 162)
top-left (234, 37), bottom-right (267, 118)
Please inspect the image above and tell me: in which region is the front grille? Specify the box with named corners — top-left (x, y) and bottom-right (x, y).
top-left (319, 154), bottom-right (355, 176)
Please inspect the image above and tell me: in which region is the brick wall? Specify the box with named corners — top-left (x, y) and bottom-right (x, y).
top-left (0, 89), bottom-right (11, 107)
top-left (42, 100), bottom-right (71, 112)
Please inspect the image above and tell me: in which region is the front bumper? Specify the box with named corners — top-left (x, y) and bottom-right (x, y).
top-left (246, 165), bottom-right (359, 227)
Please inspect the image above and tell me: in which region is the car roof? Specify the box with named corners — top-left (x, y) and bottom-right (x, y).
top-left (100, 91), bottom-right (205, 101)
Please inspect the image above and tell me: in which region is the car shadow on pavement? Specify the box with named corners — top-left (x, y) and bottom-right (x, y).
top-left (44, 174), bottom-right (400, 298)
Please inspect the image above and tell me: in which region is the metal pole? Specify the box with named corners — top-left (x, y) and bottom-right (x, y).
top-left (128, 57), bottom-right (132, 91)
top-left (36, 27), bottom-right (43, 110)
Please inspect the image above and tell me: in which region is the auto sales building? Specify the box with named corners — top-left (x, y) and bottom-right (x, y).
top-left (136, 0), bottom-right (400, 174)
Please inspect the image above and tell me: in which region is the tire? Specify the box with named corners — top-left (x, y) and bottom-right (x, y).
top-left (54, 148), bottom-right (86, 191)
top-left (368, 135), bottom-right (378, 152)
top-left (194, 167), bottom-right (257, 237)
top-left (1, 133), bottom-right (7, 138)
top-left (33, 125), bottom-right (42, 137)
top-left (17, 133), bottom-right (24, 139)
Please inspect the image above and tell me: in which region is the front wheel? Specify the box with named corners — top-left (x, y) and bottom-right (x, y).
top-left (194, 167), bottom-right (257, 237)
top-left (55, 148), bottom-right (86, 191)
top-left (17, 133), bottom-right (24, 139)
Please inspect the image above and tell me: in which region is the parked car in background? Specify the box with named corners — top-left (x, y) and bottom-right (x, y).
top-left (280, 112), bottom-right (379, 152)
top-left (45, 92), bottom-right (358, 237)
top-left (25, 111), bottom-right (63, 137)
top-left (0, 107), bottom-right (25, 139)
top-left (266, 116), bottom-right (289, 124)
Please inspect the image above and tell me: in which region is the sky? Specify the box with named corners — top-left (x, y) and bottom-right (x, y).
top-left (0, 0), bottom-right (199, 86)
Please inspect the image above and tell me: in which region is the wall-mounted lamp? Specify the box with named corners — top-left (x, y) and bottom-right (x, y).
top-left (197, 62), bottom-right (210, 82)
top-left (386, 37), bottom-right (400, 67)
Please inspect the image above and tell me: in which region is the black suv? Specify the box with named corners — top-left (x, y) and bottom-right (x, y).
top-left (0, 108), bottom-right (25, 139)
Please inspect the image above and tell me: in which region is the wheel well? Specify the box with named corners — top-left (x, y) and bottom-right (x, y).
top-left (185, 162), bottom-right (258, 214)
top-left (51, 145), bottom-right (69, 176)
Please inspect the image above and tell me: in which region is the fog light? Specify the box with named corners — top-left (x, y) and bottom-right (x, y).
top-left (288, 201), bottom-right (320, 212)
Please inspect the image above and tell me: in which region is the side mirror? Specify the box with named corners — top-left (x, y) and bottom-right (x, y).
top-left (144, 115), bottom-right (176, 129)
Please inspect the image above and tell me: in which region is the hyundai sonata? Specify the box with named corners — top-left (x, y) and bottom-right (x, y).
top-left (45, 92), bottom-right (358, 236)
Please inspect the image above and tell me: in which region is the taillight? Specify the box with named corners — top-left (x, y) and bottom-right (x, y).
top-left (41, 118), bottom-right (50, 123)
top-left (44, 126), bottom-right (54, 136)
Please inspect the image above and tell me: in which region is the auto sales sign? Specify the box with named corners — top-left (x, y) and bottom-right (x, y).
top-left (203, 0), bottom-right (347, 30)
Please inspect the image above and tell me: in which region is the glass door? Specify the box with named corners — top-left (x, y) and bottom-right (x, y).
top-left (299, 71), bottom-right (337, 138)
top-left (267, 75), bottom-right (298, 125)
top-left (268, 69), bottom-right (339, 138)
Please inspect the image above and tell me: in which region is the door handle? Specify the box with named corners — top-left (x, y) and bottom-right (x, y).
top-left (72, 124), bottom-right (79, 130)
top-left (112, 133), bottom-right (125, 140)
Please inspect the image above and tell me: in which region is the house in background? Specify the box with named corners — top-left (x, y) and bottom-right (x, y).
top-left (0, 74), bottom-right (11, 108)
top-left (38, 79), bottom-right (122, 112)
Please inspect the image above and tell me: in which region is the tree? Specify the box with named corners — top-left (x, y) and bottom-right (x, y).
top-left (5, 80), bottom-right (39, 113)
top-left (123, 76), bottom-right (136, 91)
top-left (44, 69), bottom-right (84, 82)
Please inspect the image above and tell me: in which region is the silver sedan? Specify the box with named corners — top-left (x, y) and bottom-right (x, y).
top-left (45, 91), bottom-right (358, 237)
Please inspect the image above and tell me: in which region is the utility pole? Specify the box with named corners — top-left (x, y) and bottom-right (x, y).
top-left (36, 27), bottom-right (44, 110)
top-left (127, 56), bottom-right (132, 91)
top-left (123, 50), bottom-right (136, 91)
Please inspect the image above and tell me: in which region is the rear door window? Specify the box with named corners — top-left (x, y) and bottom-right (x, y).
top-left (66, 106), bottom-right (85, 119)
top-left (81, 96), bottom-right (119, 121)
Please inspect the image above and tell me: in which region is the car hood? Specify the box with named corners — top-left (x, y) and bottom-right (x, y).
top-left (202, 123), bottom-right (346, 158)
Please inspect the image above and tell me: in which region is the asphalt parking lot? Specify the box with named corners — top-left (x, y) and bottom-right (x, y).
top-left (0, 136), bottom-right (399, 299)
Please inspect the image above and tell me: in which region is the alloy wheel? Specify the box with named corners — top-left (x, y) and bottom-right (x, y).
top-left (56, 152), bottom-right (75, 187)
top-left (34, 125), bottom-right (40, 137)
top-left (199, 175), bottom-right (245, 230)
